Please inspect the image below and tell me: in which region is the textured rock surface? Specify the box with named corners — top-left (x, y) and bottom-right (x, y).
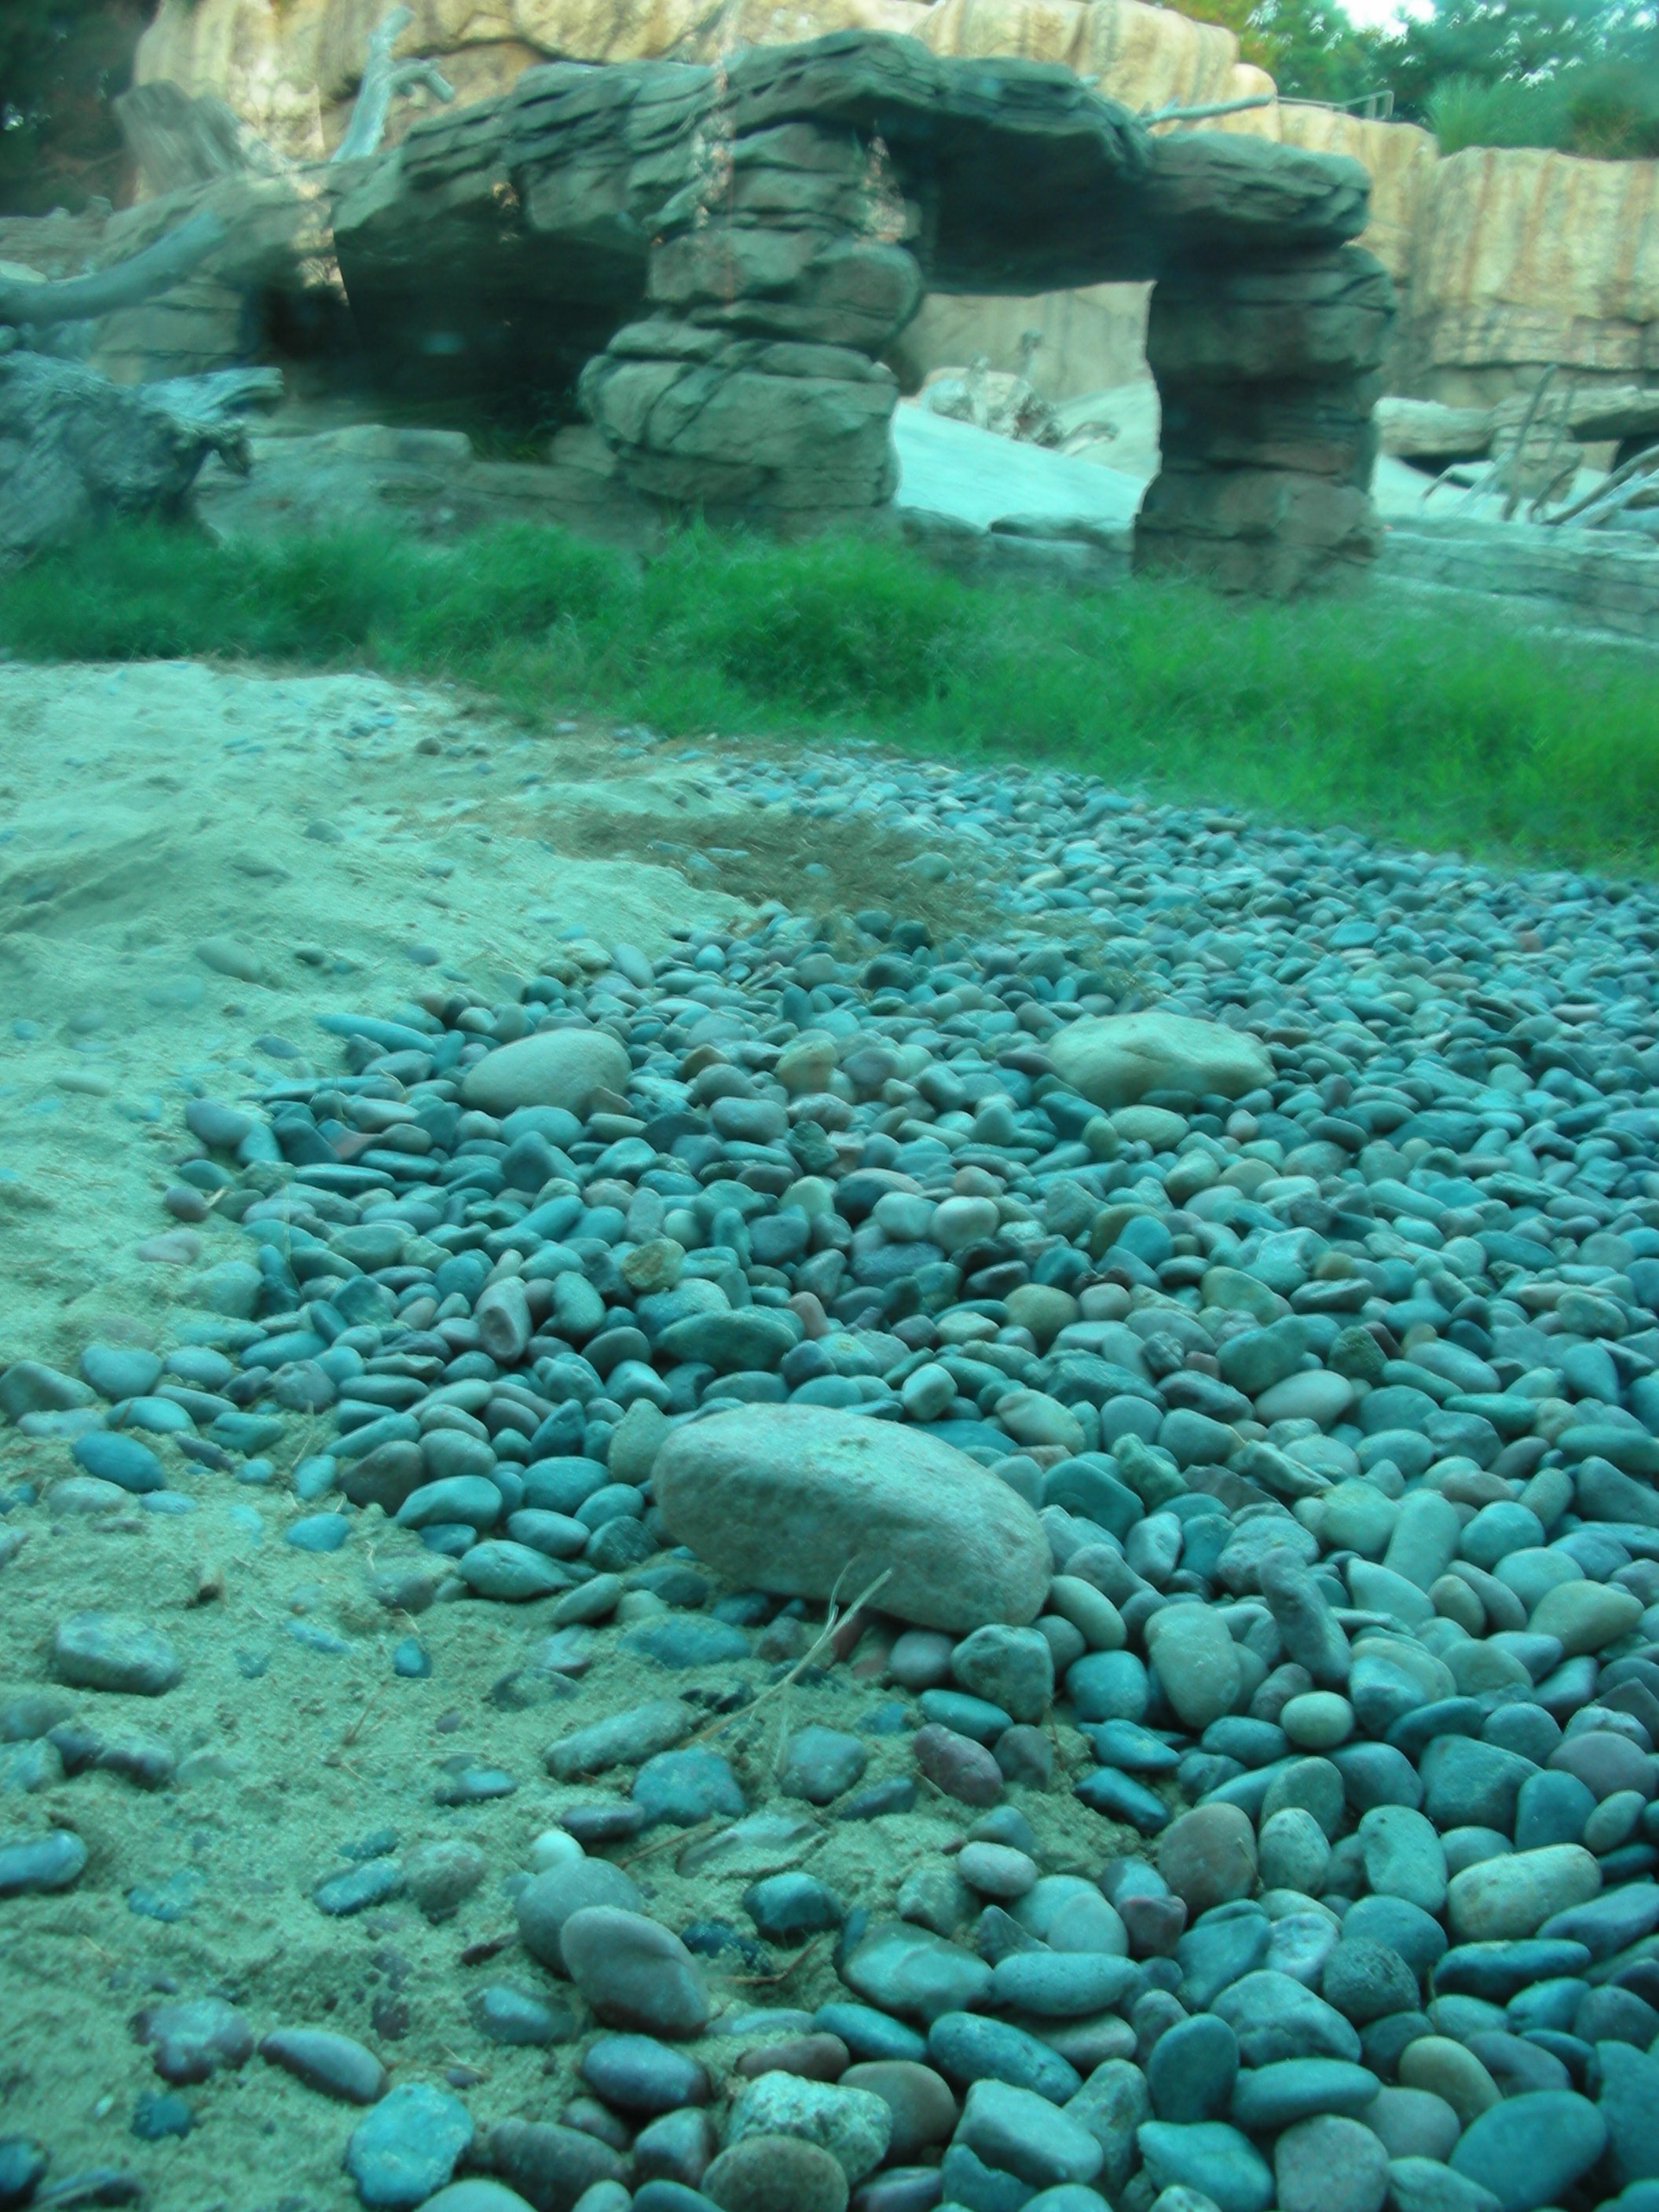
top-left (126, 0), bottom-right (1659, 415)
top-left (1400, 145), bottom-right (1659, 406)
top-left (17, 25), bottom-right (1391, 587)
top-left (654, 1403), bottom-right (1053, 1630)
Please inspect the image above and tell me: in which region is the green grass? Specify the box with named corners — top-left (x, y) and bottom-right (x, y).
top-left (3, 518), bottom-right (1657, 876)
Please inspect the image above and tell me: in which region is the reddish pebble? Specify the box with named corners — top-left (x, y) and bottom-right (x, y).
top-left (913, 1723), bottom-right (1002, 1807)
top-left (1120, 1891), bottom-right (1187, 1957)
top-left (733, 2032), bottom-right (850, 2082)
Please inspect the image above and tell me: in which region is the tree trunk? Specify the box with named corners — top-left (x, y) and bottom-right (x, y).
top-left (0, 348), bottom-right (281, 569)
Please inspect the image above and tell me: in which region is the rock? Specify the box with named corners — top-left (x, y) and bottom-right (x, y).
top-left (457, 1540), bottom-right (569, 1601)
top-left (1275, 2115), bottom-right (1389, 2212)
top-left (725, 2073), bottom-right (892, 2182)
top-left (419, 2188), bottom-right (538, 2212)
top-left (1322, 1937), bottom-right (1419, 2025)
top-left (1448, 2090), bottom-right (1607, 2212)
top-left (260, 2026), bottom-right (387, 2103)
top-left (1359, 1805), bottom-right (1448, 1914)
top-left (545, 1698), bottom-right (692, 1781)
top-left (654, 1405), bottom-right (1051, 1632)
top-left (1595, 2039), bottom-right (1659, 2189)
top-left (1137, 2120), bottom-right (1274, 2212)
top-left (71, 1430), bottom-right (164, 1493)
top-left (402, 1837), bottom-right (487, 1921)
top-left (1259, 1807), bottom-right (1331, 1895)
top-left (1445, 1844), bottom-right (1600, 1941)
top-left (581, 2034), bottom-right (710, 2115)
top-left (1526, 1581), bottom-right (1641, 1656)
top-left (838, 2061), bottom-right (957, 2161)
top-left (636, 1748), bottom-right (745, 1827)
top-left (469, 1984), bottom-right (577, 2047)
top-left (956, 2078), bottom-right (1106, 2192)
top-left (0, 1829), bottom-right (87, 1896)
top-left (1159, 1805), bottom-right (1258, 1914)
top-left (1047, 1015), bottom-right (1273, 1111)
top-left (1229, 2059), bottom-right (1381, 2133)
top-left (914, 1723), bottom-right (1003, 1805)
top-left (140, 1996), bottom-right (255, 2082)
top-left (991, 1951), bottom-right (1140, 2016)
top-left (1146, 1605), bottom-right (1243, 1730)
top-left (840, 1921), bottom-right (994, 2023)
top-left (1396, 2040), bottom-right (1501, 2128)
top-left (346, 2082), bottom-right (474, 2209)
top-left (52, 1613), bottom-right (180, 1695)
top-left (560, 1906), bottom-right (712, 2035)
top-left (1212, 1972), bottom-right (1361, 2067)
top-left (950, 1624), bottom-right (1054, 1723)
top-left (0, 1361), bottom-right (93, 1422)
top-left (928, 2009), bottom-right (1081, 2103)
top-left (1386, 2159), bottom-right (1503, 2212)
top-left (701, 2134), bottom-right (851, 2212)
top-left (780, 1726), bottom-right (868, 1804)
top-left (489, 2119), bottom-right (625, 2210)
top-left (461, 1029), bottom-right (630, 1117)
top-left (1148, 2013), bottom-right (1240, 2122)
top-left (516, 1858), bottom-right (643, 1970)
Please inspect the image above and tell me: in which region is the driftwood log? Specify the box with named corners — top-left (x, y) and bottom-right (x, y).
top-left (0, 210), bottom-right (227, 331)
top-left (0, 207), bottom-right (280, 569)
top-left (0, 350), bottom-right (280, 569)
top-left (333, 8), bottom-right (455, 163)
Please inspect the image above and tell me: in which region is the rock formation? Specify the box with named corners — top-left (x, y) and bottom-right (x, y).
top-left (0, 207), bottom-right (288, 569)
top-left (0, 28), bottom-right (1394, 591)
top-left (1397, 147), bottom-right (1659, 410)
top-left (327, 31), bottom-right (1393, 582)
top-left (128, 0), bottom-right (1658, 415)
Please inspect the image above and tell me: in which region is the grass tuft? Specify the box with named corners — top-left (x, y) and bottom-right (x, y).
top-left (3, 518), bottom-right (1657, 877)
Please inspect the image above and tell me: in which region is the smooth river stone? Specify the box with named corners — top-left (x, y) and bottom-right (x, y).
top-left (1445, 1844), bottom-right (1601, 1942)
top-left (1047, 1013), bottom-right (1273, 1111)
top-left (653, 1405), bottom-right (1051, 1633)
top-left (51, 1613), bottom-right (181, 1695)
top-left (460, 1030), bottom-right (630, 1118)
top-left (559, 1906), bottom-right (711, 2037)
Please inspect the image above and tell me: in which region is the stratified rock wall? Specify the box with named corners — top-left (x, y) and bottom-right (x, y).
top-left (131, 0), bottom-right (1659, 411)
top-left (1398, 147), bottom-right (1659, 408)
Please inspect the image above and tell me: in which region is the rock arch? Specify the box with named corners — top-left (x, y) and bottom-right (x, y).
top-left (327, 31), bottom-right (1394, 590)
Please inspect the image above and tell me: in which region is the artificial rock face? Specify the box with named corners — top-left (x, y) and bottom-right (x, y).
top-left (6, 28), bottom-right (1394, 588)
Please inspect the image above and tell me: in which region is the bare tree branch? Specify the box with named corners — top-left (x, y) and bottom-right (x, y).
top-left (1137, 93), bottom-right (1276, 126)
top-left (0, 210), bottom-right (228, 330)
top-left (333, 7), bottom-right (456, 163)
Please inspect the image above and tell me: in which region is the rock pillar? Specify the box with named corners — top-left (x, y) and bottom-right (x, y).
top-left (579, 119), bottom-right (923, 523)
top-left (1135, 244), bottom-right (1396, 594)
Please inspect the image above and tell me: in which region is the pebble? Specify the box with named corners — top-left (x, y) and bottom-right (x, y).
top-left (15, 744), bottom-right (1659, 2212)
top-left (0, 1829), bottom-right (87, 1896)
top-left (346, 2082), bottom-right (474, 2209)
top-left (516, 1859), bottom-right (643, 1969)
top-left (654, 1406), bottom-right (1050, 1633)
top-left (260, 2026), bottom-right (388, 2103)
top-left (51, 1613), bottom-right (180, 1696)
top-left (701, 2134), bottom-right (850, 2212)
top-left (1448, 2089), bottom-right (1608, 2212)
top-left (1276, 2113), bottom-right (1390, 2212)
top-left (560, 1906), bottom-right (712, 2036)
top-left (726, 2072), bottom-right (892, 2182)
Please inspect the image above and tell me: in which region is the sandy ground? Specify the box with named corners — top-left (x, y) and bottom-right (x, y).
top-left (0, 662), bottom-right (1122, 2208)
top-left (0, 662), bottom-right (751, 1368)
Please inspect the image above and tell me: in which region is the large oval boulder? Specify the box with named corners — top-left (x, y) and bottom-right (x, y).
top-left (1048, 1013), bottom-right (1273, 1110)
top-left (461, 1029), bottom-right (629, 1118)
top-left (653, 1405), bottom-right (1051, 1633)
